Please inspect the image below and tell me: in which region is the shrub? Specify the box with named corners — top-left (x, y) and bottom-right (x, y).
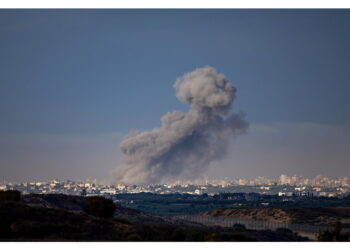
top-left (275, 228), bottom-right (293, 234)
top-left (318, 220), bottom-right (350, 241)
top-left (113, 217), bottom-right (132, 224)
top-left (233, 223), bottom-right (246, 231)
top-left (83, 196), bottom-right (116, 219)
top-left (205, 233), bottom-right (220, 241)
top-left (171, 227), bottom-right (187, 241)
top-left (126, 233), bottom-right (142, 241)
top-left (230, 233), bottom-right (255, 241)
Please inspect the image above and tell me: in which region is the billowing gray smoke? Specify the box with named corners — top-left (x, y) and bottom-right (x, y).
top-left (114, 66), bottom-right (249, 185)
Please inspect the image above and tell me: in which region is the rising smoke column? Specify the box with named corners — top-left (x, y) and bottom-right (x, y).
top-left (114, 66), bottom-right (249, 185)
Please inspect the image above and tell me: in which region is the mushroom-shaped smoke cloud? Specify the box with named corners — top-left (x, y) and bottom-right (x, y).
top-left (114, 66), bottom-right (249, 185)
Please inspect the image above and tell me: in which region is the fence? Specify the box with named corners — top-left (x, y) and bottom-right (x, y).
top-left (175, 214), bottom-right (350, 236)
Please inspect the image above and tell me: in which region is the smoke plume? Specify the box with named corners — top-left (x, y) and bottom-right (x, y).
top-left (114, 66), bottom-right (249, 184)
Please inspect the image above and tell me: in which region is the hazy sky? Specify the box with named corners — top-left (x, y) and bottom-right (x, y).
top-left (1, 9), bottom-right (349, 183)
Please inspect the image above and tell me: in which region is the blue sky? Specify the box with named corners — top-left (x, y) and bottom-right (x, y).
top-left (1, 9), bottom-right (349, 182)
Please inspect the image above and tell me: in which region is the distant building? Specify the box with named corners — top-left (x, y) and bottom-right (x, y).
top-left (194, 189), bottom-right (202, 195)
top-left (81, 188), bottom-right (87, 196)
top-left (245, 193), bottom-right (260, 201)
top-left (100, 189), bottom-right (117, 195)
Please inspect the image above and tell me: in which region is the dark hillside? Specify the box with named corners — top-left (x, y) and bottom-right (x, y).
top-left (200, 207), bottom-right (350, 226)
top-left (0, 193), bottom-right (308, 241)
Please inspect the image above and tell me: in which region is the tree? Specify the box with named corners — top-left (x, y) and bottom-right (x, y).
top-left (83, 196), bottom-right (116, 219)
top-left (0, 190), bottom-right (21, 201)
top-left (318, 220), bottom-right (350, 241)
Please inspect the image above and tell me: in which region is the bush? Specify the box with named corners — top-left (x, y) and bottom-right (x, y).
top-left (233, 223), bottom-right (246, 231)
top-left (230, 233), bottom-right (256, 241)
top-left (205, 233), bottom-right (220, 241)
top-left (275, 228), bottom-right (293, 234)
top-left (171, 227), bottom-right (187, 241)
top-left (0, 190), bottom-right (21, 201)
top-left (113, 217), bottom-right (132, 224)
top-left (318, 220), bottom-right (350, 241)
top-left (84, 196), bottom-right (116, 219)
top-left (126, 233), bottom-right (142, 241)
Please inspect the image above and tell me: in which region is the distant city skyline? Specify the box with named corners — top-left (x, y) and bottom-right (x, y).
top-left (0, 9), bottom-right (349, 183)
top-left (1, 174), bottom-right (349, 200)
top-left (2, 174), bottom-right (349, 187)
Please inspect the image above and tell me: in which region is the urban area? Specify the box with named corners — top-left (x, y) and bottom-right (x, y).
top-left (2, 174), bottom-right (349, 198)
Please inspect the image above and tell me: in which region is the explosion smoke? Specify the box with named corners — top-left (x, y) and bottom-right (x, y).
top-left (114, 66), bottom-right (249, 185)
